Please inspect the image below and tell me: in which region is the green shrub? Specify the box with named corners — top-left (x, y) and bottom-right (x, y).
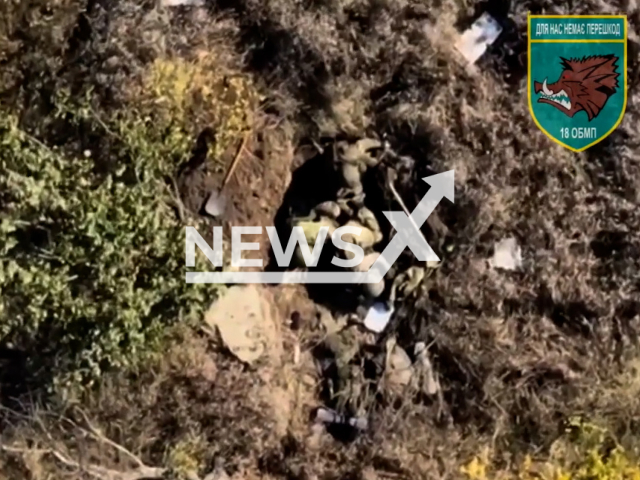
top-left (0, 93), bottom-right (212, 391)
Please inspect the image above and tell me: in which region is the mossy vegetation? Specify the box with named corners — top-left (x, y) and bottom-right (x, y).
top-left (135, 55), bottom-right (262, 163)
top-left (462, 420), bottom-right (640, 480)
top-left (0, 51), bottom-right (263, 391)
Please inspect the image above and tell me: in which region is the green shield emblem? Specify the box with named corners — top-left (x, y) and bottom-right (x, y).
top-left (528, 15), bottom-right (627, 152)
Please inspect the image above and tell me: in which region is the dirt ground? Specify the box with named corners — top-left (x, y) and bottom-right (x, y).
top-left (2, 0), bottom-right (640, 479)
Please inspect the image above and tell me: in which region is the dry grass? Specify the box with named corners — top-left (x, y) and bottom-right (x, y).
top-left (1, 0), bottom-right (640, 478)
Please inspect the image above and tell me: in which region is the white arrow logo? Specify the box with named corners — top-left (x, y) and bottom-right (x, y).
top-left (186, 170), bottom-right (455, 284)
top-left (364, 170), bottom-right (454, 284)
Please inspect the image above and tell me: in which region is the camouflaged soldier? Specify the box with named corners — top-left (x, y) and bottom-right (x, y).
top-left (345, 206), bottom-right (386, 298)
top-left (290, 203), bottom-right (340, 267)
top-left (323, 319), bottom-right (370, 417)
top-left (335, 138), bottom-right (383, 205)
top-left (340, 206), bottom-right (383, 251)
top-left (389, 265), bottom-right (426, 301)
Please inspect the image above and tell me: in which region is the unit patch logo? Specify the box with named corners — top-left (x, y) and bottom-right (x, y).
top-left (528, 15), bottom-right (627, 152)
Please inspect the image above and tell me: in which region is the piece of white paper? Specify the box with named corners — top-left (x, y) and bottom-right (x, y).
top-left (455, 12), bottom-right (503, 64)
top-left (489, 237), bottom-right (523, 271)
top-left (364, 302), bottom-right (394, 333)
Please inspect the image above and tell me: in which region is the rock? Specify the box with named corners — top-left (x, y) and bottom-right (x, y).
top-left (489, 237), bottom-right (523, 271)
top-left (356, 207), bottom-right (383, 243)
top-left (357, 206), bottom-right (379, 229)
top-left (361, 467), bottom-right (379, 480)
top-left (293, 342), bottom-right (301, 365)
top-left (204, 285), bottom-right (278, 364)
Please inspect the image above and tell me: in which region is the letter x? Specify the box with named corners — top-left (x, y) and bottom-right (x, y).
top-left (382, 211), bottom-right (439, 263)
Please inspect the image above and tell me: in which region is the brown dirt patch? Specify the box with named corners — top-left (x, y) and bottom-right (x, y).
top-left (223, 120), bottom-right (295, 261)
top-left (178, 116), bottom-right (295, 266)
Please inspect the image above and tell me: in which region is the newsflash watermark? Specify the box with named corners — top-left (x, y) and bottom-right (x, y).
top-left (186, 170), bottom-right (454, 284)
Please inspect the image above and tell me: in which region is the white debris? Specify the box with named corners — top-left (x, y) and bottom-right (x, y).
top-left (315, 407), bottom-right (368, 431)
top-left (455, 12), bottom-right (503, 64)
top-left (363, 302), bottom-right (393, 333)
top-left (161, 0), bottom-right (204, 6)
top-left (204, 190), bottom-right (227, 217)
top-left (489, 237), bottom-right (523, 271)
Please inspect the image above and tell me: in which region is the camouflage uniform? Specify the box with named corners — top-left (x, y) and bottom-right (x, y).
top-left (290, 138), bottom-right (387, 297)
top-left (389, 265), bottom-right (426, 301)
top-left (335, 139), bottom-right (382, 205)
top-left (290, 211), bottom-right (339, 267)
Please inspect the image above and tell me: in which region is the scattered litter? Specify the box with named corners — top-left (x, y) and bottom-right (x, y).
top-left (364, 302), bottom-right (394, 333)
top-left (455, 13), bottom-right (503, 64)
top-left (489, 237), bottom-right (523, 271)
top-left (204, 285), bottom-right (277, 364)
top-left (315, 407), bottom-right (368, 431)
top-left (204, 189), bottom-right (227, 217)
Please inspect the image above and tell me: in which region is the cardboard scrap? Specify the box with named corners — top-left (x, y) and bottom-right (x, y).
top-left (204, 285), bottom-right (278, 364)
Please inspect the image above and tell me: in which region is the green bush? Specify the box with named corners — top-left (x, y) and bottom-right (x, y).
top-left (0, 94), bottom-right (211, 391)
